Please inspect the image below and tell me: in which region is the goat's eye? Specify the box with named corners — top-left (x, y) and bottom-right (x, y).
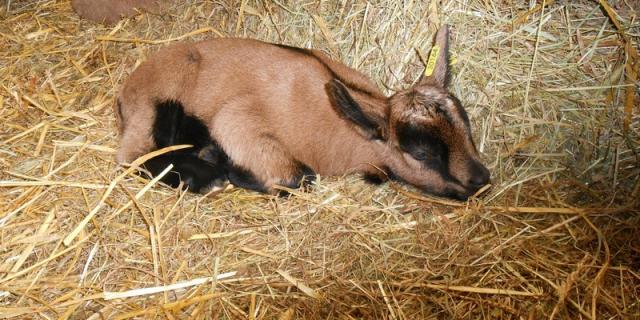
top-left (412, 150), bottom-right (430, 161)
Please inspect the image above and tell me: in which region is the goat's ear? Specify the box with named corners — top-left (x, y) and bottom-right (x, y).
top-left (326, 79), bottom-right (387, 141)
top-left (420, 25), bottom-right (450, 88)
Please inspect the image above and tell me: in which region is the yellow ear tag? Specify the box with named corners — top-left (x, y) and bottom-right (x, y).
top-left (424, 45), bottom-right (440, 76)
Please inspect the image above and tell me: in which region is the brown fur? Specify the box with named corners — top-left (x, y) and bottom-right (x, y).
top-left (116, 26), bottom-right (490, 199)
top-left (72, 0), bottom-right (166, 24)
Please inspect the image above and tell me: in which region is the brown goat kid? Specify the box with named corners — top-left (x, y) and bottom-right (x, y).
top-left (116, 26), bottom-right (490, 200)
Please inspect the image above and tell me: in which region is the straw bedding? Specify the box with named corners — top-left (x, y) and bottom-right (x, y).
top-left (0, 0), bottom-right (638, 319)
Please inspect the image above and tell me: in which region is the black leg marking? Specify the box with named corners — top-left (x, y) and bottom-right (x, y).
top-left (142, 153), bottom-right (227, 193)
top-left (276, 163), bottom-right (317, 197)
top-left (363, 173), bottom-right (385, 185)
top-left (227, 164), bottom-right (268, 193)
top-left (147, 100), bottom-right (230, 193)
top-left (363, 166), bottom-right (391, 185)
top-left (294, 163), bottom-right (317, 189)
top-left (198, 142), bottom-right (229, 167)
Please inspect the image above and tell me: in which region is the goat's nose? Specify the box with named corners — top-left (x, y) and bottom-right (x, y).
top-left (468, 163), bottom-right (490, 187)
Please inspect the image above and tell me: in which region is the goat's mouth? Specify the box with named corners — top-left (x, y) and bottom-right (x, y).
top-left (418, 180), bottom-right (490, 201)
top-left (457, 182), bottom-right (491, 200)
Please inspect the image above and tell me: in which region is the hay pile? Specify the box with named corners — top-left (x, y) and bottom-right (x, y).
top-left (1, 0), bottom-right (638, 318)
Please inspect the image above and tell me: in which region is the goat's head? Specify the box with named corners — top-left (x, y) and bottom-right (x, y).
top-left (328, 25), bottom-right (490, 200)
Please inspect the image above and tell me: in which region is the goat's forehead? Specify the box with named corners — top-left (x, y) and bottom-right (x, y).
top-left (396, 93), bottom-right (467, 127)
top-left (416, 86), bottom-right (448, 101)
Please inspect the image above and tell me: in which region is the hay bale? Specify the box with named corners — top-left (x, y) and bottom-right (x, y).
top-left (0, 0), bottom-right (638, 319)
